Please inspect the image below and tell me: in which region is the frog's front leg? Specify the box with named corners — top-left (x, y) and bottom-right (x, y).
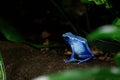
top-left (64, 45), bottom-right (77, 63)
top-left (77, 54), bottom-right (93, 64)
top-left (64, 52), bottom-right (77, 63)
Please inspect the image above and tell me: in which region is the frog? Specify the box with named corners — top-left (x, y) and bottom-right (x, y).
top-left (62, 32), bottom-right (94, 64)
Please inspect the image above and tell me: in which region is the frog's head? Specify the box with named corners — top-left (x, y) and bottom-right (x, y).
top-left (62, 32), bottom-right (75, 41)
top-left (62, 32), bottom-right (87, 44)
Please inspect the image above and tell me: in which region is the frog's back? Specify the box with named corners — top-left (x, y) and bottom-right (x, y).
top-left (73, 41), bottom-right (85, 54)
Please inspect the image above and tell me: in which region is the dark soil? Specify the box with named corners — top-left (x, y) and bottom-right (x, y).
top-left (0, 41), bottom-right (116, 80)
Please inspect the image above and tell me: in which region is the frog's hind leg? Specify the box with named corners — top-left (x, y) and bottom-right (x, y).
top-left (77, 57), bottom-right (92, 64)
top-left (77, 54), bottom-right (93, 64)
top-left (64, 58), bottom-right (77, 63)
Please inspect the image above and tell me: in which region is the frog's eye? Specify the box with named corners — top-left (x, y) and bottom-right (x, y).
top-left (63, 36), bottom-right (70, 40)
top-left (62, 34), bottom-right (67, 37)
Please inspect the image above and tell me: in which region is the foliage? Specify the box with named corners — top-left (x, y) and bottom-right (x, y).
top-left (87, 25), bottom-right (120, 42)
top-left (81, 0), bottom-right (112, 8)
top-left (112, 18), bottom-right (120, 26)
top-left (0, 18), bottom-right (58, 48)
top-left (0, 18), bottom-right (25, 43)
top-left (0, 53), bottom-right (6, 80)
top-left (114, 53), bottom-right (120, 67)
top-left (49, 68), bottom-right (120, 80)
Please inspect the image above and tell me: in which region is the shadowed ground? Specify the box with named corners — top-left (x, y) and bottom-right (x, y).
top-left (0, 41), bottom-right (115, 80)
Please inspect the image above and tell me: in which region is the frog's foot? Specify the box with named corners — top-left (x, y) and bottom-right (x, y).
top-left (64, 58), bottom-right (77, 63)
top-left (77, 57), bottom-right (92, 64)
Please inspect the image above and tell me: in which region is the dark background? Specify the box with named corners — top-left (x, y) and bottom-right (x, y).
top-left (0, 1), bottom-right (119, 79)
top-left (0, 0), bottom-right (117, 41)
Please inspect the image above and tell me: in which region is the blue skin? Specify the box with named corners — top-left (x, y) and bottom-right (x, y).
top-left (62, 32), bottom-right (94, 64)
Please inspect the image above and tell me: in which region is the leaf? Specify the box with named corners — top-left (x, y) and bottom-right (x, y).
top-left (0, 18), bottom-right (25, 43)
top-left (0, 53), bottom-right (6, 80)
top-left (34, 67), bottom-right (120, 80)
top-left (92, 0), bottom-right (111, 8)
top-left (114, 52), bottom-right (120, 67)
top-left (87, 25), bottom-right (120, 42)
top-left (112, 17), bottom-right (120, 26)
top-left (0, 18), bottom-right (57, 48)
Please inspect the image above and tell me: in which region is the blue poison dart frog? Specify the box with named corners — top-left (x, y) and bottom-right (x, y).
top-left (62, 32), bottom-right (94, 64)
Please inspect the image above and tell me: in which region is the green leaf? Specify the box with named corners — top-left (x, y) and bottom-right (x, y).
top-left (0, 18), bottom-right (25, 43)
top-left (48, 68), bottom-right (95, 80)
top-left (33, 67), bottom-right (120, 80)
top-left (89, 0), bottom-right (112, 8)
top-left (0, 18), bottom-right (55, 48)
top-left (112, 18), bottom-right (120, 26)
top-left (87, 25), bottom-right (120, 42)
top-left (0, 53), bottom-right (6, 80)
top-left (114, 53), bottom-right (120, 67)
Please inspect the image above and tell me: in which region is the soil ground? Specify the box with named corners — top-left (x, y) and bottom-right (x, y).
top-left (0, 41), bottom-right (116, 80)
